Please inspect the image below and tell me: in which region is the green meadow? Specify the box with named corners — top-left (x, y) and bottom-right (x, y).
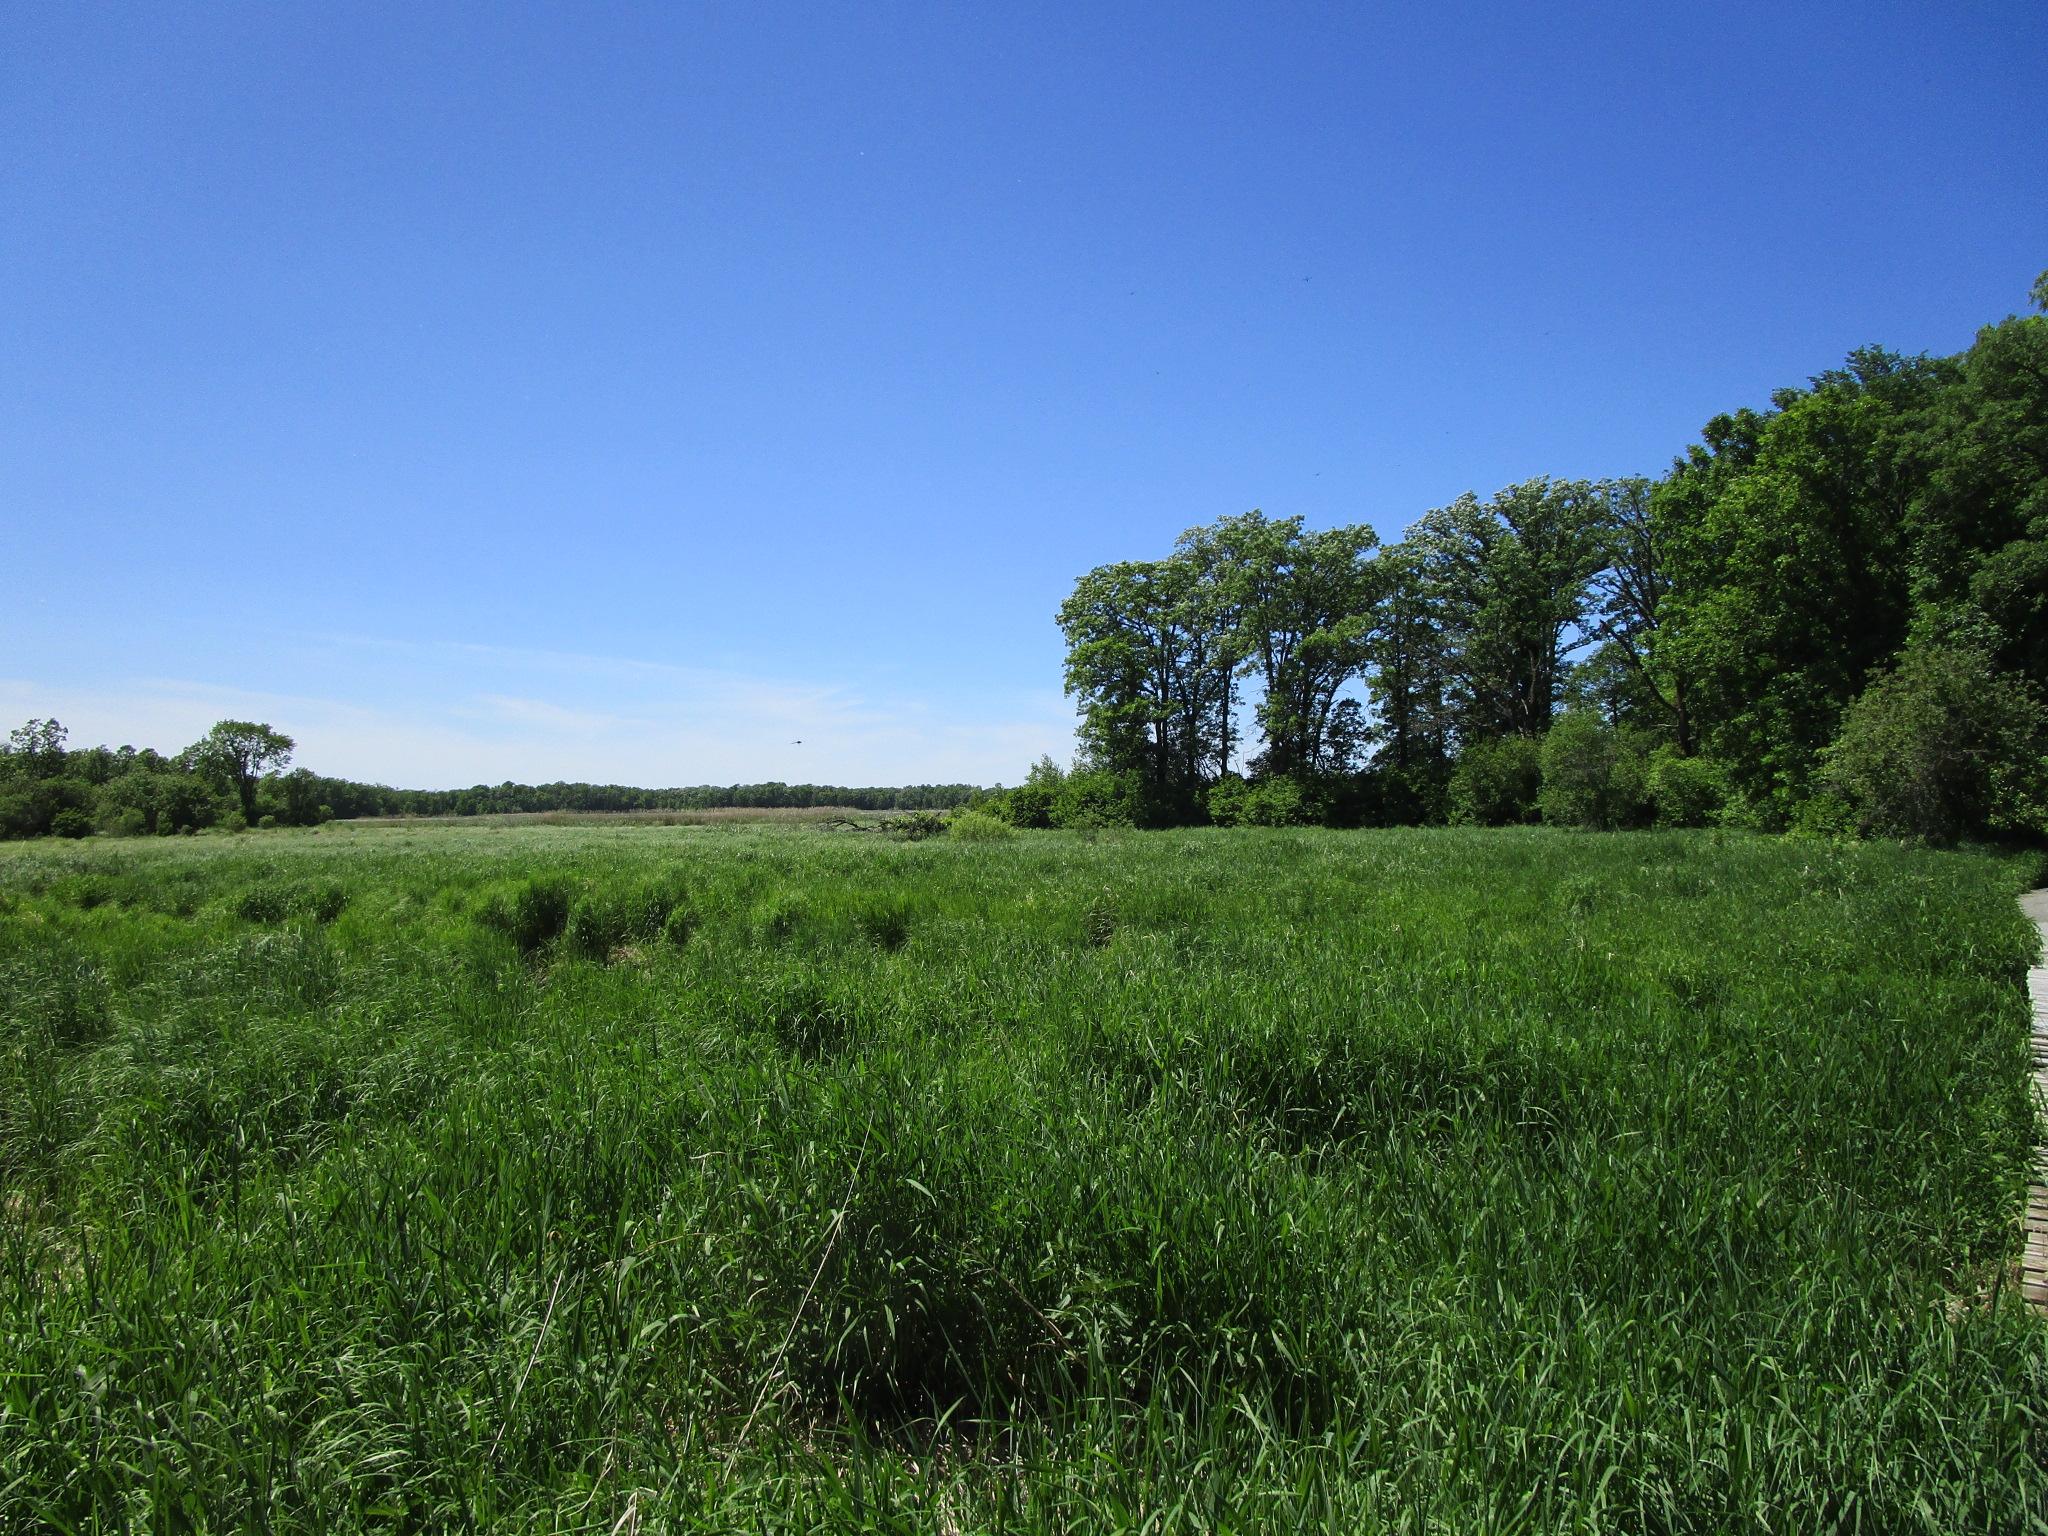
top-left (2, 823), bottom-right (2043, 1532)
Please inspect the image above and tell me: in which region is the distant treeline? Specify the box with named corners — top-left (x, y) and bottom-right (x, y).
top-left (983, 272), bottom-right (2048, 844)
top-left (0, 716), bottom-right (981, 840)
top-left (322, 779), bottom-right (980, 819)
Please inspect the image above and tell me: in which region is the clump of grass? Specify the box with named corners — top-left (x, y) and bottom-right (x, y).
top-left (853, 893), bottom-right (915, 951)
top-left (750, 892), bottom-right (808, 946)
top-left (476, 872), bottom-right (575, 953)
top-left (1082, 886), bottom-right (1119, 947)
top-left (234, 881), bottom-right (293, 923)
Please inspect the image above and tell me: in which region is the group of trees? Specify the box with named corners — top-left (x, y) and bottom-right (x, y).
top-left (1001, 273), bottom-right (2048, 843)
top-left (0, 718), bottom-right (980, 840)
top-left (0, 720), bottom-right (299, 839)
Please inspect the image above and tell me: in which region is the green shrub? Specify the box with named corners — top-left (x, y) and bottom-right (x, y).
top-left (50, 809), bottom-right (92, 840)
top-left (1647, 748), bottom-right (1726, 828)
top-left (947, 809), bottom-right (1016, 842)
top-left (853, 894), bottom-right (915, 951)
top-left (1537, 713), bottom-right (1653, 830)
top-left (1211, 775), bottom-right (1319, 827)
top-left (106, 808), bottom-right (149, 838)
top-left (1206, 774), bottom-right (1252, 827)
top-left (1447, 736), bottom-right (1543, 826)
top-left (1538, 713), bottom-right (1613, 829)
top-left (1790, 790), bottom-right (1858, 841)
top-left (1820, 641), bottom-right (2048, 842)
top-left (997, 755), bottom-right (1064, 829)
top-left (621, 874), bottom-right (689, 937)
top-left (257, 814), bottom-right (278, 830)
top-left (887, 811), bottom-right (950, 841)
top-left (751, 894), bottom-right (806, 946)
top-left (1051, 769), bottom-right (1139, 829)
top-left (1366, 761), bottom-right (1452, 827)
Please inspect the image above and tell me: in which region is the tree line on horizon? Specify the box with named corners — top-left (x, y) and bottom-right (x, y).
top-left (0, 717), bottom-right (980, 840)
top-left (983, 272), bottom-right (2048, 843)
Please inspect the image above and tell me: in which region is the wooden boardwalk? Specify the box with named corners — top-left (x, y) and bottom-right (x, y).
top-left (2023, 889), bottom-right (2048, 1311)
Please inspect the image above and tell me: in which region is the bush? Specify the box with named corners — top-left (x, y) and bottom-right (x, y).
top-left (1537, 712), bottom-right (1615, 829)
top-left (50, 808), bottom-right (92, 840)
top-left (1537, 714), bottom-right (1653, 830)
top-left (622, 875), bottom-right (689, 937)
top-left (557, 876), bottom-right (688, 960)
top-left (1365, 761), bottom-right (1453, 827)
top-left (997, 756), bottom-right (1065, 829)
top-left (1210, 774), bottom-right (1319, 828)
top-left (947, 809), bottom-right (1017, 842)
top-left (1051, 769), bottom-right (1139, 829)
top-left (1790, 790), bottom-right (1858, 841)
top-left (1647, 748), bottom-right (1725, 829)
top-left (1206, 775), bottom-right (1251, 827)
top-left (106, 808), bottom-right (149, 838)
top-left (1821, 642), bottom-right (2048, 842)
top-left (853, 894), bottom-right (915, 951)
top-left (887, 811), bottom-right (949, 842)
top-left (1447, 736), bottom-right (1543, 827)
top-left (258, 814), bottom-right (278, 830)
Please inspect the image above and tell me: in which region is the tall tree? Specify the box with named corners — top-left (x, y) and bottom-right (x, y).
top-left (1658, 350), bottom-right (1945, 821)
top-left (1410, 479), bottom-right (1607, 743)
top-left (186, 720), bottom-right (295, 824)
top-left (1587, 476), bottom-right (1693, 751)
top-left (1904, 301), bottom-right (2048, 689)
top-left (1201, 510), bottom-right (1382, 777)
top-left (5, 718), bottom-right (69, 777)
top-left (1364, 540), bottom-right (1455, 774)
top-left (1057, 553), bottom-right (1232, 808)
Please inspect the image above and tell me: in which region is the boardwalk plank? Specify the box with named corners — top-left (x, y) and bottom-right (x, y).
top-left (2023, 891), bottom-right (2048, 1314)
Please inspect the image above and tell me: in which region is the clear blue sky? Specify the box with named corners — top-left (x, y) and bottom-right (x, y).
top-left (5, 2), bottom-right (2043, 788)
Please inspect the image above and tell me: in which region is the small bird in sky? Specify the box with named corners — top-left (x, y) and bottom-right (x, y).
top-left (791, 740), bottom-right (803, 745)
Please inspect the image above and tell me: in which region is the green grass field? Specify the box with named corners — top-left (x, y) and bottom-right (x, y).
top-left (2, 823), bottom-right (2044, 1532)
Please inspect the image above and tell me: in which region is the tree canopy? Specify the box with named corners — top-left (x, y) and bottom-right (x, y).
top-left (1022, 273), bottom-right (2048, 843)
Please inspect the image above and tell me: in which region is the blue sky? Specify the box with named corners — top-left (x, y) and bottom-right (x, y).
top-left (4, 2), bottom-right (2043, 788)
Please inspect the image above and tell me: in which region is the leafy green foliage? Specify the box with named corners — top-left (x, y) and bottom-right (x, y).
top-left (1446, 735), bottom-right (1543, 826)
top-left (1036, 278), bottom-right (2048, 845)
top-left (1821, 642), bottom-right (2048, 842)
top-left (1646, 745), bottom-right (1727, 828)
top-left (1537, 711), bottom-right (1652, 830)
top-left (1049, 768), bottom-right (1141, 828)
top-left (945, 809), bottom-right (1017, 842)
top-left (1208, 772), bottom-right (1317, 827)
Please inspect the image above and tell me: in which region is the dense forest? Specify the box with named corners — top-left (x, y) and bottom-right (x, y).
top-left (982, 274), bottom-right (2048, 843)
top-left (0, 717), bottom-right (978, 839)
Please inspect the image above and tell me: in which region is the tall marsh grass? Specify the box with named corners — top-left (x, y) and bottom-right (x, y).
top-left (0, 823), bottom-right (2042, 1530)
